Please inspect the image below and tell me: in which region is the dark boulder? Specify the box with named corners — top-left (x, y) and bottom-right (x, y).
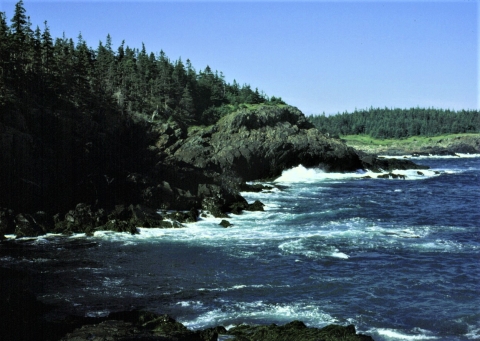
top-left (60, 311), bottom-right (219, 341)
top-left (14, 213), bottom-right (45, 238)
top-left (163, 208), bottom-right (198, 224)
top-left (240, 183), bottom-right (274, 192)
top-left (53, 203), bottom-right (107, 235)
top-left (377, 173), bottom-right (406, 179)
top-left (246, 200), bottom-right (265, 211)
top-left (219, 219), bottom-right (232, 228)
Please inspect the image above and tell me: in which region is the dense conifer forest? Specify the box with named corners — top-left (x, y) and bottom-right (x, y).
top-left (0, 1), bottom-right (285, 127)
top-left (309, 107), bottom-right (480, 139)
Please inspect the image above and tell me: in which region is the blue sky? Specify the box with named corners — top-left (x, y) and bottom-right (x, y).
top-left (1, 0), bottom-right (477, 115)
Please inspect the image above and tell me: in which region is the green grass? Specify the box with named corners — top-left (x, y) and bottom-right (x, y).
top-left (340, 133), bottom-right (480, 147)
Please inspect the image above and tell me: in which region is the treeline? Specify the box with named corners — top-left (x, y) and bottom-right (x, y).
top-left (309, 107), bottom-right (480, 139)
top-left (0, 1), bottom-right (285, 126)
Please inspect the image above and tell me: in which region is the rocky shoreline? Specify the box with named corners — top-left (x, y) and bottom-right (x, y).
top-left (0, 267), bottom-right (373, 341)
top-left (1, 104), bottom-right (429, 240)
top-left (1, 104), bottom-right (432, 340)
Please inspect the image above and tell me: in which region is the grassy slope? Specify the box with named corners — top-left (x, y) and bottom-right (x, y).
top-left (340, 133), bottom-right (480, 154)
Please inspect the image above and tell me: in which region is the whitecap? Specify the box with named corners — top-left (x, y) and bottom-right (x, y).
top-left (373, 328), bottom-right (438, 340)
top-left (179, 300), bottom-right (337, 330)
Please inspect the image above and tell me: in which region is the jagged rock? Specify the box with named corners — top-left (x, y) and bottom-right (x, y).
top-left (59, 311), bottom-right (218, 341)
top-left (164, 208), bottom-right (198, 224)
top-left (225, 320), bottom-right (374, 341)
top-left (14, 213), bottom-right (45, 238)
top-left (240, 183), bottom-right (274, 192)
top-left (246, 200), bottom-right (265, 211)
top-left (130, 204), bottom-right (166, 227)
top-left (377, 173), bottom-right (406, 179)
top-left (168, 105), bottom-right (363, 181)
top-left (54, 203), bottom-right (108, 235)
top-left (102, 219), bottom-right (138, 234)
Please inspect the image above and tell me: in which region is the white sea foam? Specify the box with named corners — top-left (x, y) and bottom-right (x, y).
top-left (273, 164), bottom-right (441, 184)
top-left (179, 300), bottom-right (337, 330)
top-left (372, 328), bottom-right (438, 340)
top-left (466, 325), bottom-right (480, 339)
top-left (381, 153), bottom-right (480, 159)
top-left (278, 238), bottom-right (350, 259)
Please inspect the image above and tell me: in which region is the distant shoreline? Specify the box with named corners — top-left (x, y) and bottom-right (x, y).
top-left (341, 133), bottom-right (480, 156)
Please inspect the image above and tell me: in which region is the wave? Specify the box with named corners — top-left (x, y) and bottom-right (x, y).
top-left (369, 328), bottom-right (439, 340)
top-left (380, 153), bottom-right (480, 159)
top-left (178, 299), bottom-right (337, 330)
top-left (273, 165), bottom-right (441, 183)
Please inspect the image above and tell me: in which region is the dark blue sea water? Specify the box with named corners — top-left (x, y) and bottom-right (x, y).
top-left (1, 156), bottom-right (479, 341)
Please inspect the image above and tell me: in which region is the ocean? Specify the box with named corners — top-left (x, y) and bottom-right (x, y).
top-left (1, 155), bottom-right (479, 341)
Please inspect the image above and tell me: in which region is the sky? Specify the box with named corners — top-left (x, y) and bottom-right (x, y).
top-left (0, 0), bottom-right (478, 115)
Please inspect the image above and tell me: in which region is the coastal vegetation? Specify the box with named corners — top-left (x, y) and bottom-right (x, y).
top-left (0, 1), bottom-right (285, 128)
top-left (309, 107), bottom-right (479, 139)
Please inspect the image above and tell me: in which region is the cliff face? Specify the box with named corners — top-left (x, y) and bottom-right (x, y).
top-left (161, 105), bottom-right (363, 181)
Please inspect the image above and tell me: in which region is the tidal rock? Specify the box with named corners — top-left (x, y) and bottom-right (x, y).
top-left (360, 153), bottom-right (429, 173)
top-left (219, 220), bottom-right (232, 228)
top-left (377, 173), bottom-right (406, 179)
top-left (60, 311), bottom-right (218, 341)
top-left (246, 200), bottom-right (265, 211)
top-left (240, 183), bottom-right (274, 192)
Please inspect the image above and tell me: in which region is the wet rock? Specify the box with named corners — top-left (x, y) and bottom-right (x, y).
top-left (240, 183), bottom-right (274, 192)
top-left (219, 220), bottom-right (232, 228)
top-left (14, 213), bottom-right (45, 238)
top-left (360, 153), bottom-right (429, 173)
top-left (129, 204), bottom-right (165, 227)
top-left (59, 311), bottom-right (218, 341)
top-left (163, 208), bottom-right (198, 224)
top-left (417, 171), bottom-right (424, 176)
top-left (53, 203), bottom-right (108, 235)
top-left (245, 200), bottom-right (265, 211)
top-left (225, 320), bottom-right (374, 341)
top-left (377, 173), bottom-right (406, 180)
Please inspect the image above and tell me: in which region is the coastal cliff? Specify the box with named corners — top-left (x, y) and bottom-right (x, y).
top-left (1, 104), bottom-right (398, 238)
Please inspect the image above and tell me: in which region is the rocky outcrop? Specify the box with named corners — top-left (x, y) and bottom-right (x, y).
top-left (58, 313), bottom-right (374, 341)
top-left (358, 152), bottom-right (429, 172)
top-left (227, 320), bottom-right (374, 341)
top-left (163, 105), bottom-right (364, 181)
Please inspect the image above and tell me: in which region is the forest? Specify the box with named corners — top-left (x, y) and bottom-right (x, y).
top-left (309, 107), bottom-right (480, 139)
top-left (0, 1), bottom-right (285, 127)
